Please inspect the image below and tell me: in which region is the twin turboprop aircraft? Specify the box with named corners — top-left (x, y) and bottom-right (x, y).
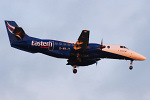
top-left (5, 21), bottom-right (146, 74)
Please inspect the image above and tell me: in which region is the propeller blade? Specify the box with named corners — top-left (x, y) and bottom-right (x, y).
top-left (100, 38), bottom-right (105, 50)
top-left (101, 38), bottom-right (103, 45)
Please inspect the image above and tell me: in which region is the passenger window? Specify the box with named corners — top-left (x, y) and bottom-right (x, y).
top-left (59, 42), bottom-right (62, 45)
top-left (68, 43), bottom-right (71, 46)
top-left (63, 43), bottom-right (66, 45)
top-left (107, 46), bottom-right (110, 48)
top-left (55, 42), bottom-right (58, 45)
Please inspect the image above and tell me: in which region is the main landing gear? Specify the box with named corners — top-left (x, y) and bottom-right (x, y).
top-left (129, 60), bottom-right (133, 70)
top-left (73, 65), bottom-right (77, 74)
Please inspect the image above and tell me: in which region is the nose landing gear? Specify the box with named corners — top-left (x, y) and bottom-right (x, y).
top-left (129, 60), bottom-right (133, 70)
top-left (73, 65), bottom-right (77, 74)
top-left (73, 69), bottom-right (77, 74)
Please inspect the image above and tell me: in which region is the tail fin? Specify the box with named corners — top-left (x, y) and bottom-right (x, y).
top-left (5, 21), bottom-right (31, 44)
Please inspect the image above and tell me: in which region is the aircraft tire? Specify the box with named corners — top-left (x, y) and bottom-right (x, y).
top-left (129, 66), bottom-right (133, 70)
top-left (73, 69), bottom-right (77, 74)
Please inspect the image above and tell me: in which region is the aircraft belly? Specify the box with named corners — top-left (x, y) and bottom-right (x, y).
top-left (101, 50), bottom-right (133, 60)
top-left (40, 50), bottom-right (69, 59)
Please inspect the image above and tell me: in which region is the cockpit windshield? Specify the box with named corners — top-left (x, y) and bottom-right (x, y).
top-left (120, 46), bottom-right (128, 49)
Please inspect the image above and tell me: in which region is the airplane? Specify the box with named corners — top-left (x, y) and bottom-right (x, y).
top-left (5, 21), bottom-right (146, 74)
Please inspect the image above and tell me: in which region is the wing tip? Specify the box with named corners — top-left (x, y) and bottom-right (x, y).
top-left (82, 30), bottom-right (89, 33)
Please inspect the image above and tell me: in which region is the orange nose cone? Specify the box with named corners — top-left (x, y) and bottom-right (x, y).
top-left (141, 56), bottom-right (146, 60)
top-left (138, 55), bottom-right (146, 60)
top-left (133, 51), bottom-right (146, 60)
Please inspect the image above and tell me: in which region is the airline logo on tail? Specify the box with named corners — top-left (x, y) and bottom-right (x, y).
top-left (6, 22), bottom-right (26, 40)
top-left (7, 22), bottom-right (15, 34)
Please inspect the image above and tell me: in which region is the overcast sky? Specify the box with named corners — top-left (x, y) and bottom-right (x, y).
top-left (0, 0), bottom-right (150, 100)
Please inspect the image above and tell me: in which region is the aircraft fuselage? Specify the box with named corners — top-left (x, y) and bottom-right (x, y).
top-left (12, 39), bottom-right (146, 61)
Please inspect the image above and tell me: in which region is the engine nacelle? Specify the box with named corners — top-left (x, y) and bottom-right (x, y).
top-left (67, 58), bottom-right (100, 66)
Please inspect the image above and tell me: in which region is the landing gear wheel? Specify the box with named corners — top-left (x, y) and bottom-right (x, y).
top-left (73, 69), bottom-right (77, 74)
top-left (129, 66), bottom-right (133, 70)
top-left (129, 60), bottom-right (133, 70)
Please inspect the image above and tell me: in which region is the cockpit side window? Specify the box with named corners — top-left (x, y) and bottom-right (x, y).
top-left (120, 46), bottom-right (128, 49)
top-left (120, 46), bottom-right (124, 48)
top-left (124, 46), bottom-right (128, 49)
top-left (107, 46), bottom-right (110, 48)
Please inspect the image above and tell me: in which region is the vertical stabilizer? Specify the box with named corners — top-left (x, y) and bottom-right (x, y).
top-left (5, 21), bottom-right (31, 45)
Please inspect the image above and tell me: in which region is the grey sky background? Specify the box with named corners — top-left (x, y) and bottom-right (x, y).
top-left (0, 0), bottom-right (150, 100)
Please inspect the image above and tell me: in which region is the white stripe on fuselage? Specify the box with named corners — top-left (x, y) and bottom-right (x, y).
top-left (102, 44), bottom-right (146, 60)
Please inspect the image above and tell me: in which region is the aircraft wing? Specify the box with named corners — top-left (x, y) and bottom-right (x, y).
top-left (67, 30), bottom-right (90, 65)
top-left (73, 30), bottom-right (89, 51)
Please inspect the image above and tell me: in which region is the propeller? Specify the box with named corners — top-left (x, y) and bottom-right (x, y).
top-left (100, 38), bottom-right (105, 50)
